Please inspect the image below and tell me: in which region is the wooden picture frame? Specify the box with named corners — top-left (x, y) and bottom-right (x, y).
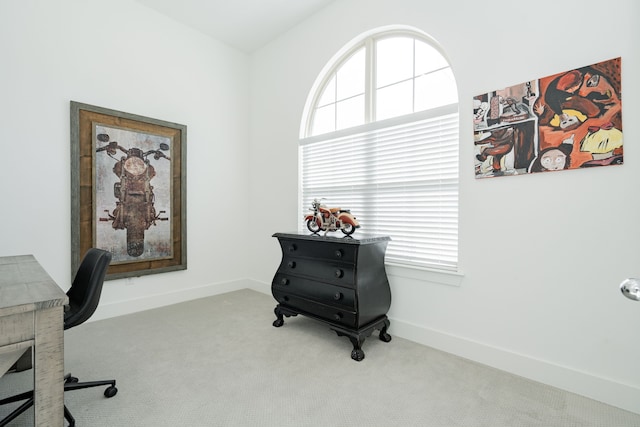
top-left (71, 101), bottom-right (187, 280)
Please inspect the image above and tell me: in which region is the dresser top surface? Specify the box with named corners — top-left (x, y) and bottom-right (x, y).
top-left (273, 232), bottom-right (390, 245)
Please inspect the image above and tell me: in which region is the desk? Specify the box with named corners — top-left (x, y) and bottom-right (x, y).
top-left (0, 255), bottom-right (67, 426)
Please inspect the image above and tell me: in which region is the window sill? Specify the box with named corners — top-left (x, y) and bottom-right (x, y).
top-left (385, 262), bottom-right (464, 287)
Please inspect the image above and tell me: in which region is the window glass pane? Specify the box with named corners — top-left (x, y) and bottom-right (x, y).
top-left (415, 40), bottom-right (448, 75)
top-left (415, 68), bottom-right (458, 111)
top-left (336, 95), bottom-right (365, 130)
top-left (302, 30), bottom-right (459, 271)
top-left (376, 80), bottom-right (413, 121)
top-left (312, 104), bottom-right (335, 135)
top-left (376, 37), bottom-right (413, 88)
top-left (336, 48), bottom-right (365, 101)
top-left (317, 75), bottom-right (336, 106)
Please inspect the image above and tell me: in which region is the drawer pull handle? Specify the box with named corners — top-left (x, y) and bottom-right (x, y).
top-left (333, 292), bottom-right (343, 301)
top-left (288, 244), bottom-right (297, 252)
top-left (335, 269), bottom-right (343, 278)
top-left (334, 249), bottom-right (343, 258)
top-left (280, 278), bottom-right (289, 286)
top-left (287, 261), bottom-right (296, 269)
top-left (333, 312), bottom-right (343, 321)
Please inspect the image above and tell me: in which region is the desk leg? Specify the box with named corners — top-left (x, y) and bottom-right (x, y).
top-left (33, 306), bottom-right (64, 427)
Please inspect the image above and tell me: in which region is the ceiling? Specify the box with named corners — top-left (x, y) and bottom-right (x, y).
top-left (134, 0), bottom-right (335, 53)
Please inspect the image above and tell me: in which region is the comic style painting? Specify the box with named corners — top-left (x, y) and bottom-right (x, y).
top-left (473, 57), bottom-right (622, 178)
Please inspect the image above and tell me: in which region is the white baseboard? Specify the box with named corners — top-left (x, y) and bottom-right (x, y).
top-left (89, 280), bottom-right (640, 415)
top-left (90, 279), bottom-right (255, 322)
top-left (390, 317), bottom-right (640, 415)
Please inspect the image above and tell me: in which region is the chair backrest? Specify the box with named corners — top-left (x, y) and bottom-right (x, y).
top-left (64, 248), bottom-right (112, 330)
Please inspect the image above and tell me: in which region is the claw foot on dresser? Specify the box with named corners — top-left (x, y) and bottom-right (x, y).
top-left (379, 318), bottom-right (392, 342)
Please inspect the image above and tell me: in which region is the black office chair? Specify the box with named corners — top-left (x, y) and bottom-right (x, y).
top-left (0, 248), bottom-right (118, 427)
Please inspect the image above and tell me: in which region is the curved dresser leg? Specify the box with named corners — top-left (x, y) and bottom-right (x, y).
top-left (379, 318), bottom-right (392, 342)
top-left (272, 305), bottom-right (284, 327)
top-left (349, 336), bottom-right (366, 361)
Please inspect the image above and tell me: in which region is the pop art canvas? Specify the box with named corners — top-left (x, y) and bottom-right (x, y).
top-left (473, 57), bottom-right (622, 178)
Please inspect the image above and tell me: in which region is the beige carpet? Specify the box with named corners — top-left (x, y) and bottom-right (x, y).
top-left (1, 289), bottom-right (639, 426)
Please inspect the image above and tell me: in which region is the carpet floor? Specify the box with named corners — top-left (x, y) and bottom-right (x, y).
top-left (1, 289), bottom-right (639, 426)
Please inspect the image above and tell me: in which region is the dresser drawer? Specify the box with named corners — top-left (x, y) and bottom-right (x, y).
top-left (279, 238), bottom-right (356, 264)
top-left (279, 257), bottom-right (355, 287)
top-left (273, 273), bottom-right (355, 308)
top-left (272, 291), bottom-right (357, 327)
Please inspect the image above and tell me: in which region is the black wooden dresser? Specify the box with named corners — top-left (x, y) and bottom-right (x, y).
top-left (271, 232), bottom-right (392, 361)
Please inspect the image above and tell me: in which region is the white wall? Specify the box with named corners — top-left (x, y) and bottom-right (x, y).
top-left (0, 0), bottom-right (253, 314)
top-left (248, 0), bottom-right (640, 413)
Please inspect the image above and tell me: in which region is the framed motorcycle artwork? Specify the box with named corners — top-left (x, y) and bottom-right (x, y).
top-left (71, 101), bottom-right (187, 280)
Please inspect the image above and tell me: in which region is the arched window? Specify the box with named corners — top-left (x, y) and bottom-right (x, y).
top-left (300, 28), bottom-right (459, 271)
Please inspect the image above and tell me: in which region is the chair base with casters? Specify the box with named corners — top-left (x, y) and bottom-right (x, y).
top-left (0, 373), bottom-right (117, 427)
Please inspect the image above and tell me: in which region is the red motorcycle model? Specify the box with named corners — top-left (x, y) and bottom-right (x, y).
top-left (305, 198), bottom-right (360, 236)
top-left (96, 133), bottom-right (170, 257)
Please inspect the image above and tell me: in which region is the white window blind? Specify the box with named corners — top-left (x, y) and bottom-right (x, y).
top-left (300, 107), bottom-right (459, 271)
